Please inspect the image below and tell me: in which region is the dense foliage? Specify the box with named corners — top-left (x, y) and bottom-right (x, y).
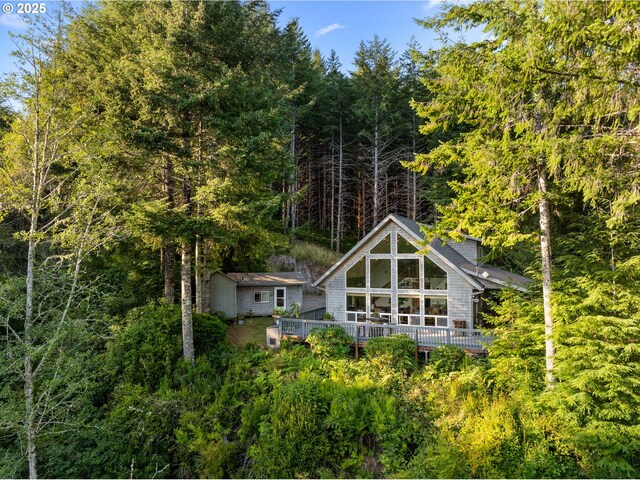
top-left (1, 0), bottom-right (639, 478)
top-left (5, 308), bottom-right (636, 478)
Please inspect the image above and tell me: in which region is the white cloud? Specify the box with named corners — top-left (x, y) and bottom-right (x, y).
top-left (315, 23), bottom-right (345, 38)
top-left (422, 0), bottom-right (473, 13)
top-left (422, 0), bottom-right (446, 12)
top-left (0, 13), bottom-right (30, 30)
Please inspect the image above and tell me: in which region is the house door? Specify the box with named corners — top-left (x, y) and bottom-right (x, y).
top-left (275, 287), bottom-right (286, 309)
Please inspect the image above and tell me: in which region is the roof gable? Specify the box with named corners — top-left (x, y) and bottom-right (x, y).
top-left (313, 214), bottom-right (529, 291)
top-left (313, 214), bottom-right (416, 287)
top-left (313, 214), bottom-right (483, 289)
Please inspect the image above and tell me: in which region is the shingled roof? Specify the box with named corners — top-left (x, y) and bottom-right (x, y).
top-left (226, 272), bottom-right (306, 287)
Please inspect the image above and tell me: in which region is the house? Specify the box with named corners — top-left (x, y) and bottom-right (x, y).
top-left (210, 272), bottom-right (305, 318)
top-left (313, 214), bottom-right (529, 329)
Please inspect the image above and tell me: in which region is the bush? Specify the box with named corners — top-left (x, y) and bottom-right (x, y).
top-left (106, 301), bottom-right (227, 390)
top-left (365, 335), bottom-right (417, 372)
top-left (429, 345), bottom-right (468, 375)
top-left (249, 377), bottom-right (333, 478)
top-left (306, 326), bottom-right (352, 359)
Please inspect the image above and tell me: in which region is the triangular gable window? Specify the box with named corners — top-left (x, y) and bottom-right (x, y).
top-left (346, 257), bottom-right (366, 288)
top-left (424, 258), bottom-right (447, 290)
top-left (370, 234), bottom-right (391, 254)
top-left (397, 234), bottom-right (418, 253)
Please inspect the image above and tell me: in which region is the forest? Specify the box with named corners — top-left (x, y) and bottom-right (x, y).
top-left (0, 0), bottom-right (639, 478)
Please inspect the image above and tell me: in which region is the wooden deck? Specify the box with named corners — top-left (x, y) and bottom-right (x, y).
top-left (278, 318), bottom-right (491, 353)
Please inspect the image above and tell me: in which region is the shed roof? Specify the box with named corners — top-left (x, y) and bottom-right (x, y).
top-left (226, 272), bottom-right (306, 287)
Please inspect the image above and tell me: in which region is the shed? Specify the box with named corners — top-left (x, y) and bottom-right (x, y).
top-left (210, 272), bottom-right (306, 318)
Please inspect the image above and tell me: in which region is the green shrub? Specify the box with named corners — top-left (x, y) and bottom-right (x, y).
top-left (105, 301), bottom-right (227, 390)
top-left (429, 345), bottom-right (468, 375)
top-left (249, 377), bottom-right (333, 478)
top-left (365, 335), bottom-right (417, 372)
top-left (306, 327), bottom-right (353, 359)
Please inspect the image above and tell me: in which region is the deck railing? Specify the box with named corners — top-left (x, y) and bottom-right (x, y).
top-left (278, 318), bottom-right (491, 351)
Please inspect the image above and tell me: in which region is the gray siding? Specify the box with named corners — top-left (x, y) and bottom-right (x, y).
top-left (323, 223), bottom-right (476, 327)
top-left (236, 285), bottom-right (304, 317)
top-left (449, 238), bottom-right (480, 263)
top-left (210, 273), bottom-right (237, 318)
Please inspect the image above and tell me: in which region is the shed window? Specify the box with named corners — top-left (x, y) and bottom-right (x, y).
top-left (254, 291), bottom-right (269, 303)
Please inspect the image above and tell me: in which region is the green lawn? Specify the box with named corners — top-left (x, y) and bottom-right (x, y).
top-left (227, 316), bottom-right (274, 347)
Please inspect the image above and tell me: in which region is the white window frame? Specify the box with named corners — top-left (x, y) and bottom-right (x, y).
top-left (424, 296), bottom-right (449, 327)
top-left (369, 258), bottom-right (392, 289)
top-left (346, 293), bottom-right (367, 322)
top-left (397, 295), bottom-right (421, 326)
top-left (275, 287), bottom-right (286, 308)
top-left (254, 290), bottom-right (269, 303)
top-left (370, 294), bottom-right (392, 322)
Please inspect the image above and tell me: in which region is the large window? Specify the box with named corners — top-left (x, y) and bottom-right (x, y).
top-left (424, 297), bottom-right (448, 327)
top-left (370, 295), bottom-right (391, 322)
top-left (369, 259), bottom-right (391, 288)
top-left (424, 258), bottom-right (447, 290)
top-left (397, 259), bottom-right (420, 289)
top-left (346, 294), bottom-right (367, 322)
top-left (254, 291), bottom-right (269, 303)
top-left (397, 234), bottom-right (418, 253)
top-left (370, 234), bottom-right (391, 254)
top-left (398, 296), bottom-right (421, 325)
top-left (346, 257), bottom-right (366, 288)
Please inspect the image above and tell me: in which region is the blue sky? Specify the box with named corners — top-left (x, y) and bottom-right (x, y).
top-left (0, 1), bottom-right (474, 79)
top-left (270, 1), bottom-right (449, 72)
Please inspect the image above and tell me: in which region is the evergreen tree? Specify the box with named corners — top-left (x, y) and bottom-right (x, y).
top-left (352, 36), bottom-right (401, 229)
top-left (413, 0), bottom-right (640, 385)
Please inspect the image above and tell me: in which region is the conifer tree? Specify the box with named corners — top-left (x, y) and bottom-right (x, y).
top-left (414, 0), bottom-right (640, 386)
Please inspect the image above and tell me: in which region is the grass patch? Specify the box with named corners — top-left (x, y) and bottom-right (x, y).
top-left (227, 316), bottom-right (274, 348)
top-left (290, 242), bottom-right (341, 270)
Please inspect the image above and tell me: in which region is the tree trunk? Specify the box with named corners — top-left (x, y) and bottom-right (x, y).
top-left (330, 138), bottom-right (335, 250)
top-left (163, 156), bottom-right (175, 303)
top-left (336, 117), bottom-right (344, 253)
top-left (538, 167), bottom-right (555, 385)
top-left (24, 107), bottom-right (41, 480)
top-left (181, 240), bottom-right (195, 364)
top-left (373, 109), bottom-right (380, 224)
top-left (162, 243), bottom-right (175, 304)
top-left (411, 113), bottom-right (417, 219)
top-left (194, 120), bottom-right (204, 314)
top-left (181, 175), bottom-right (195, 364)
top-left (202, 241), bottom-right (211, 313)
top-left (195, 235), bottom-right (203, 313)
top-left (25, 354), bottom-right (37, 479)
top-left (25, 236), bottom-right (37, 480)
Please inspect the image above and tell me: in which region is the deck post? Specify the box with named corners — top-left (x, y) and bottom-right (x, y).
top-left (446, 328), bottom-right (451, 345)
top-left (414, 328), bottom-right (419, 362)
top-left (355, 326), bottom-right (359, 360)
